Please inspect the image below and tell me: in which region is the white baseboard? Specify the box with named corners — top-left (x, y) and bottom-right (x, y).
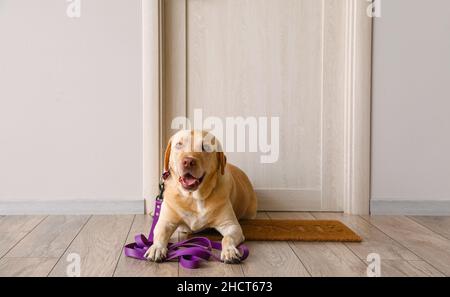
top-left (371, 200), bottom-right (450, 216)
top-left (0, 200), bottom-right (144, 215)
top-left (3, 199), bottom-right (448, 216)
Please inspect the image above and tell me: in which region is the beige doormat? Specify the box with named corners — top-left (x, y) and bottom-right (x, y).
top-left (189, 219), bottom-right (362, 242)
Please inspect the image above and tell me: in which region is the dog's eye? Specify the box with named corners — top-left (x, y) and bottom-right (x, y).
top-left (202, 143), bottom-right (212, 152)
top-left (175, 142), bottom-right (183, 149)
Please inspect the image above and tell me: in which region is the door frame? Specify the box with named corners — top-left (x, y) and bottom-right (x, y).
top-left (142, 0), bottom-right (372, 215)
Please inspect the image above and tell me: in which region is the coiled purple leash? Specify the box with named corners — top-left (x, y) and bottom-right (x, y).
top-left (124, 173), bottom-right (249, 269)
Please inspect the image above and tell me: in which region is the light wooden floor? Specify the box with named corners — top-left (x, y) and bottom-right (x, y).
top-left (0, 212), bottom-right (449, 277)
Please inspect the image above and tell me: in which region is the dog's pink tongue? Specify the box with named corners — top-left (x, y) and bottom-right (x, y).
top-left (181, 175), bottom-right (198, 187)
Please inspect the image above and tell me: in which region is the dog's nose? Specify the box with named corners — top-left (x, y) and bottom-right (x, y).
top-left (182, 157), bottom-right (196, 169)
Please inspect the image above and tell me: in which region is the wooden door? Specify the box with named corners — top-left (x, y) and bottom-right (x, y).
top-left (156, 0), bottom-right (372, 212)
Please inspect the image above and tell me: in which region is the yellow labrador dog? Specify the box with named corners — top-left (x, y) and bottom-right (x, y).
top-left (145, 130), bottom-right (257, 263)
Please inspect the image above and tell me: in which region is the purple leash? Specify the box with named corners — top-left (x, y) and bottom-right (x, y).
top-left (124, 176), bottom-right (249, 269)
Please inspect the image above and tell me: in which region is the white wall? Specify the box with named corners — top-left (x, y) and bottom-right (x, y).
top-left (0, 0), bottom-right (143, 205)
top-left (371, 0), bottom-right (450, 207)
top-left (2, 0), bottom-right (450, 214)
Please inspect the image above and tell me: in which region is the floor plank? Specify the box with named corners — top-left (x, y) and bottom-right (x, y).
top-left (363, 216), bottom-right (450, 276)
top-left (114, 215), bottom-right (179, 277)
top-left (381, 260), bottom-right (444, 277)
top-left (0, 257), bottom-right (58, 277)
top-left (179, 258), bottom-right (244, 277)
top-left (0, 214), bottom-right (448, 277)
top-left (312, 213), bottom-right (443, 277)
top-left (312, 213), bottom-right (419, 261)
top-left (242, 241), bottom-right (310, 277)
top-left (6, 215), bottom-right (89, 258)
top-left (409, 216), bottom-right (450, 240)
top-left (0, 216), bottom-right (46, 258)
top-left (290, 241), bottom-right (368, 277)
top-left (48, 215), bottom-right (134, 277)
top-left (0, 215), bottom-right (46, 234)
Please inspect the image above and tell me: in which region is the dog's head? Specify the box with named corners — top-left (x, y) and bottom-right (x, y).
top-left (164, 130), bottom-right (226, 194)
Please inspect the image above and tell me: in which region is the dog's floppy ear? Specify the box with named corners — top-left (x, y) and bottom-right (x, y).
top-left (213, 137), bottom-right (226, 175)
top-left (164, 138), bottom-right (172, 172)
top-left (217, 152), bottom-right (227, 175)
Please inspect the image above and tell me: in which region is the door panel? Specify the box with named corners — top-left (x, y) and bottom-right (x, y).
top-left (163, 0), bottom-right (347, 211)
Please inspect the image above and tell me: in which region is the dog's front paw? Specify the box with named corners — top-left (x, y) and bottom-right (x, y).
top-left (144, 244), bottom-right (168, 262)
top-left (220, 246), bottom-right (241, 264)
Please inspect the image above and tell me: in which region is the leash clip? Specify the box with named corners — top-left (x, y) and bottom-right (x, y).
top-left (155, 171), bottom-right (170, 201)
